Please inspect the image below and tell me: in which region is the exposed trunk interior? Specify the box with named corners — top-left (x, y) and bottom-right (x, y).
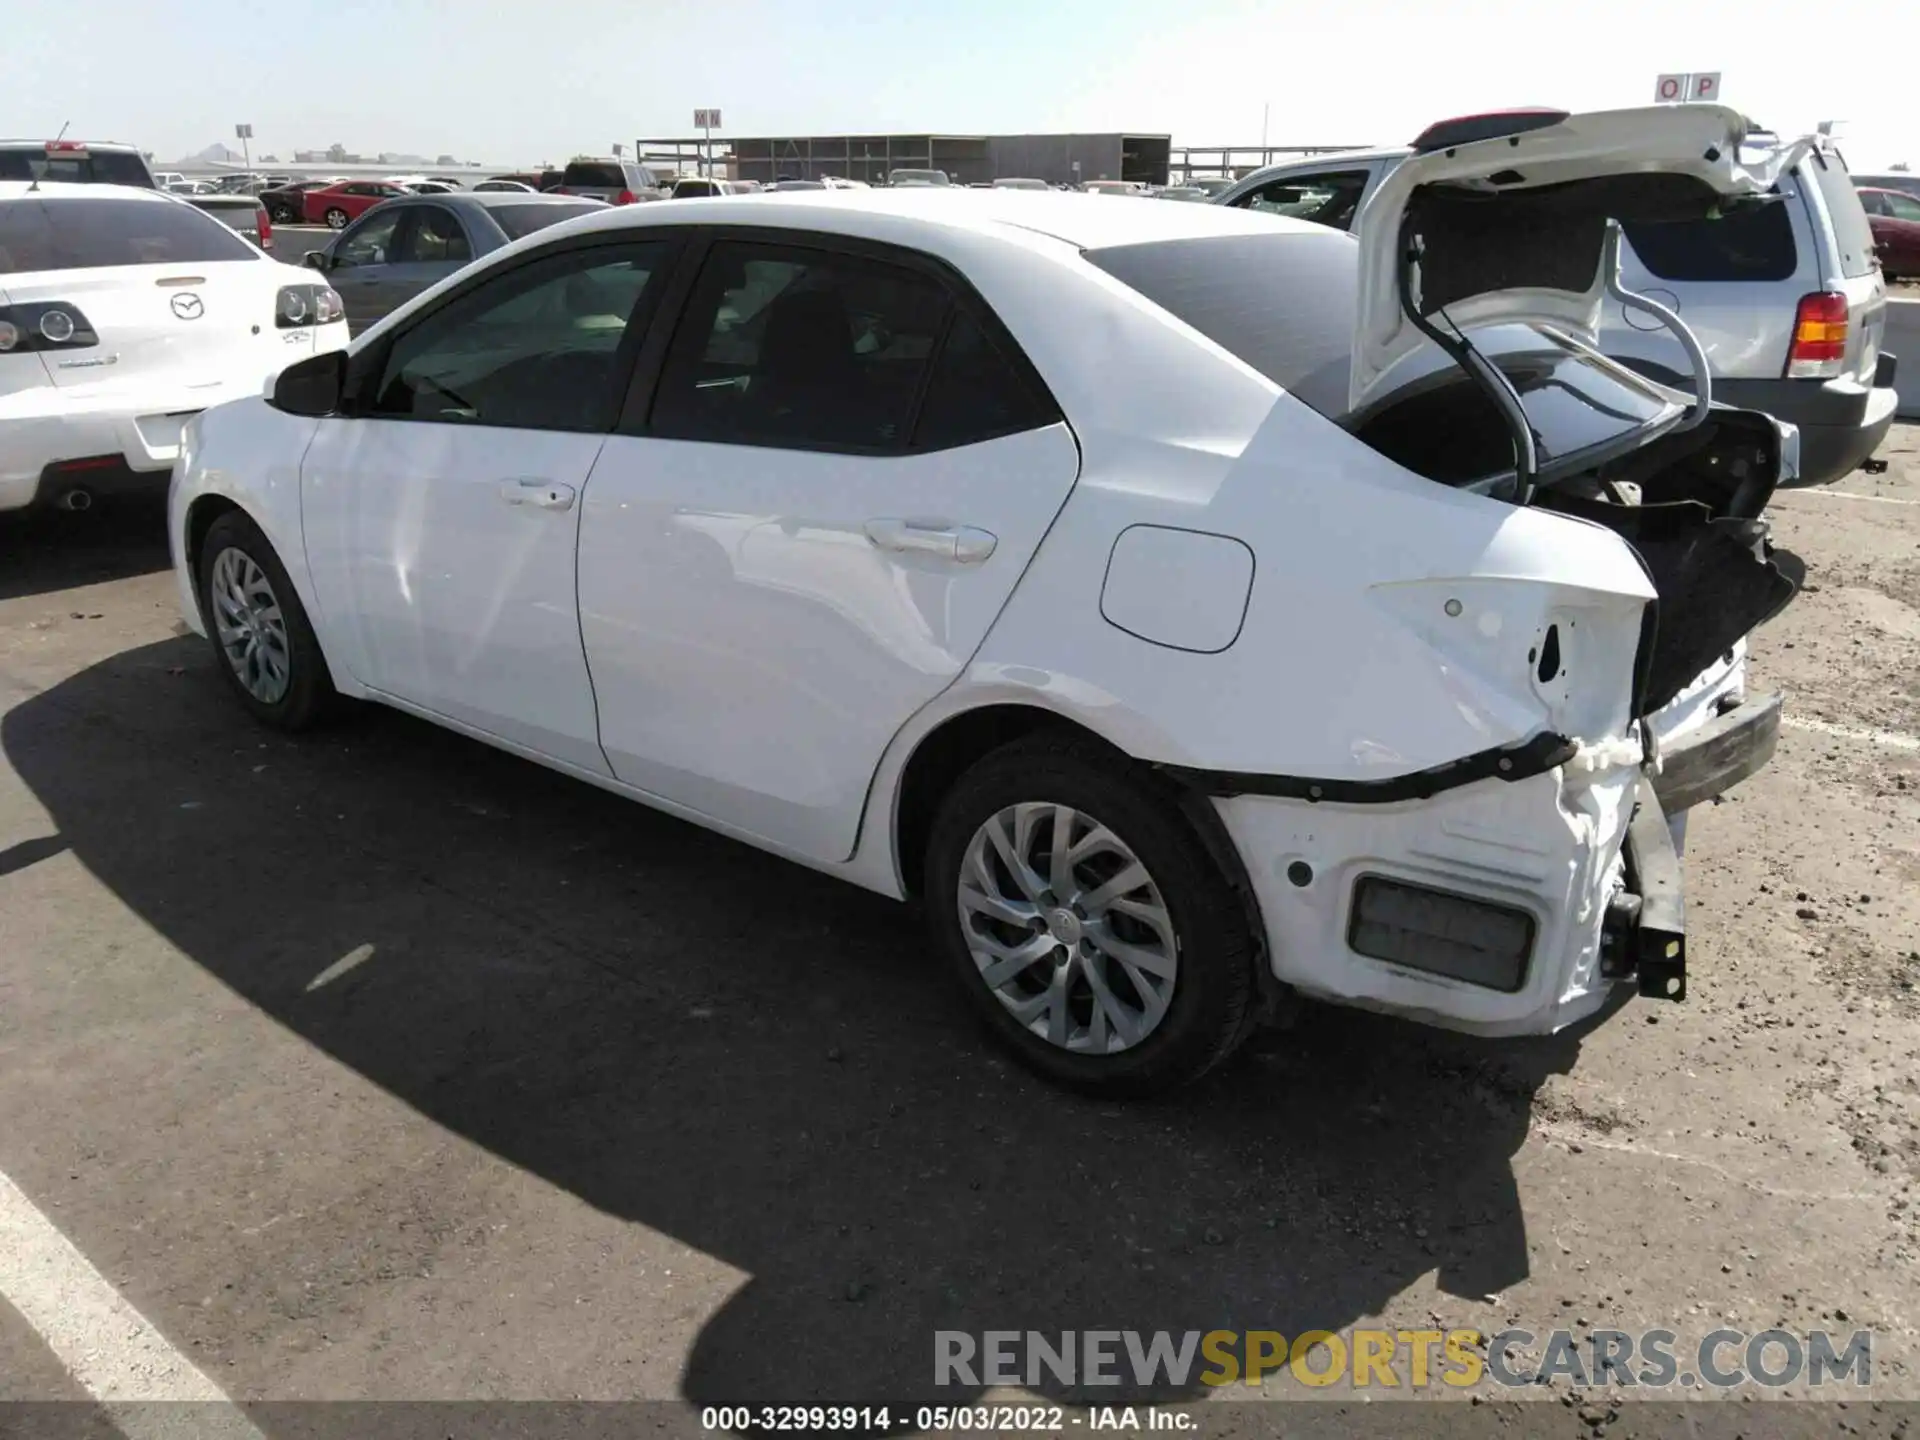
top-left (1350, 381), bottom-right (1800, 717)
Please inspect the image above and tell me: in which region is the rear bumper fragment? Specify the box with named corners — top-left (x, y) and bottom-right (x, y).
top-left (1649, 689), bottom-right (1782, 813)
top-left (1603, 776), bottom-right (1689, 1001)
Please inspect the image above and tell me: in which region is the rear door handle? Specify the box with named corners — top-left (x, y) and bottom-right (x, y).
top-left (862, 518), bottom-right (997, 563)
top-left (498, 478), bottom-right (577, 511)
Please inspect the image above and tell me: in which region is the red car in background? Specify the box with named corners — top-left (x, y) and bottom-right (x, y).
top-left (302, 180), bottom-right (409, 229)
top-left (1856, 186), bottom-right (1920, 282)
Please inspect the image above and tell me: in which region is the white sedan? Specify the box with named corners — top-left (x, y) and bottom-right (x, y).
top-left (168, 106), bottom-right (1800, 1096)
top-left (1, 183), bottom-right (347, 511)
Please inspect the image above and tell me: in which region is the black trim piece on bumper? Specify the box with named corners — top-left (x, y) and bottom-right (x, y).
top-left (1649, 691), bottom-right (1782, 814)
top-left (1157, 730), bottom-right (1578, 804)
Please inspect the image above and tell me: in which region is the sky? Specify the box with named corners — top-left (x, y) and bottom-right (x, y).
top-left (8, 0), bottom-right (1914, 170)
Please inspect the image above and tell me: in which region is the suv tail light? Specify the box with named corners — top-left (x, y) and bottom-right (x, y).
top-left (256, 205), bottom-right (273, 249)
top-left (614, 189), bottom-right (639, 205)
top-left (1786, 291), bottom-right (1849, 378)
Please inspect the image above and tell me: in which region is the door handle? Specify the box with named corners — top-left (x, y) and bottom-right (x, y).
top-left (862, 518), bottom-right (997, 564)
top-left (498, 478), bottom-right (577, 511)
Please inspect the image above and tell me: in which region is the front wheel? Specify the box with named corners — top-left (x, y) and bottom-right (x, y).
top-left (923, 733), bottom-right (1260, 1098)
top-left (324, 208), bottom-right (349, 229)
top-left (198, 510), bottom-right (338, 730)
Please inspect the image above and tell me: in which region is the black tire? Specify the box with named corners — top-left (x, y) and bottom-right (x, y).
top-left (923, 732), bottom-right (1260, 1098)
top-left (197, 510), bottom-right (338, 731)
top-left (324, 208), bottom-right (348, 229)
top-left (271, 203), bottom-right (295, 224)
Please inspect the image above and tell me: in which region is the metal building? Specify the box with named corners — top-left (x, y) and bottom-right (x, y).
top-left (637, 132), bottom-right (1171, 188)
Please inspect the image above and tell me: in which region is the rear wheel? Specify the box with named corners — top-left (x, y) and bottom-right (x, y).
top-left (923, 733), bottom-right (1259, 1098)
top-left (324, 207), bottom-right (348, 229)
top-left (198, 510), bottom-right (337, 731)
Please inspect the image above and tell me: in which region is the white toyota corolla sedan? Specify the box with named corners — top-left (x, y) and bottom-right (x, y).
top-left (169, 106), bottom-right (1802, 1096)
top-left (0, 182), bottom-right (346, 512)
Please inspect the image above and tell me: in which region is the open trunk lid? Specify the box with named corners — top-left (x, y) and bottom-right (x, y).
top-left (1350, 104), bottom-right (1804, 412)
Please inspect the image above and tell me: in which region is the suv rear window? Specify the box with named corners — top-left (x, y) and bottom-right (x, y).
top-left (0, 147), bottom-right (154, 187)
top-left (562, 162), bottom-right (625, 188)
top-left (0, 196), bottom-right (257, 274)
top-left (1808, 151), bottom-right (1878, 279)
top-left (489, 201), bottom-right (605, 239)
top-left (1084, 231), bottom-right (1358, 405)
top-left (1620, 199), bottom-right (1797, 283)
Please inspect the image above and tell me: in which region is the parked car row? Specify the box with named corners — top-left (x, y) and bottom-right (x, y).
top-left (161, 104), bottom-right (1816, 1097)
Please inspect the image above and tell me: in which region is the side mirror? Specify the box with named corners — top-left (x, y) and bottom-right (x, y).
top-left (271, 349), bottom-right (347, 418)
top-left (303, 249), bottom-right (330, 271)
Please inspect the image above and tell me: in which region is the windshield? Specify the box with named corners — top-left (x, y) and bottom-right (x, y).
top-left (889, 170), bottom-right (949, 187)
top-left (0, 196), bottom-right (258, 273)
top-left (489, 201), bottom-right (605, 239)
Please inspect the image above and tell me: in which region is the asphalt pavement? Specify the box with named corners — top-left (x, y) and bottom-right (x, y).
top-left (1, 435), bottom-right (1919, 1436)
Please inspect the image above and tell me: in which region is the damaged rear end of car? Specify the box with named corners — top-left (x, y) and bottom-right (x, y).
top-left (1066, 105), bottom-right (1803, 1034)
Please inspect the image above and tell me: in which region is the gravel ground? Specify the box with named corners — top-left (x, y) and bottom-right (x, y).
top-left (0, 431), bottom-right (1917, 1436)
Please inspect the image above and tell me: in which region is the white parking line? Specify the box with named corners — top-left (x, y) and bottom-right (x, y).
top-left (1782, 714), bottom-right (1920, 751)
top-left (0, 1169), bottom-right (266, 1439)
top-left (1782, 488), bottom-right (1920, 506)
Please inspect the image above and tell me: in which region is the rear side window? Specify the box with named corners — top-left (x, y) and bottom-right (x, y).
top-left (1808, 153), bottom-right (1878, 278)
top-left (489, 202), bottom-right (603, 239)
top-left (1620, 199), bottom-right (1797, 282)
top-left (0, 197), bottom-right (256, 274)
top-left (563, 162), bottom-right (624, 188)
top-left (1230, 169), bottom-right (1372, 231)
top-left (0, 148), bottom-right (153, 186)
top-left (1084, 231), bottom-right (1359, 409)
top-left (911, 308), bottom-right (1059, 450)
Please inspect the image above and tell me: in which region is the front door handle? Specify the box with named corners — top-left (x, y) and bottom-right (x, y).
top-left (862, 518), bottom-right (997, 563)
top-left (498, 478), bottom-right (577, 511)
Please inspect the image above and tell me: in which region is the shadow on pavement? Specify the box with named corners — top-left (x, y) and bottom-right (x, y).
top-left (0, 499), bottom-right (172, 603)
top-left (3, 637), bottom-right (1613, 1407)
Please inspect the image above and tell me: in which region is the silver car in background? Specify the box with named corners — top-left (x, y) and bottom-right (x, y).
top-left (1217, 128), bottom-right (1897, 486)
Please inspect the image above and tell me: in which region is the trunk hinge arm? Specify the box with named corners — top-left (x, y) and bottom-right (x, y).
top-left (1396, 220), bottom-right (1541, 505)
top-left (1602, 221), bottom-right (1713, 433)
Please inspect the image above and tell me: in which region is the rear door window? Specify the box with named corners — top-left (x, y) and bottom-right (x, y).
top-left (397, 205), bottom-right (472, 264)
top-left (1620, 199), bottom-right (1798, 282)
top-left (1809, 152), bottom-right (1879, 278)
top-left (650, 240), bottom-right (953, 452)
top-left (0, 196), bottom-right (257, 273)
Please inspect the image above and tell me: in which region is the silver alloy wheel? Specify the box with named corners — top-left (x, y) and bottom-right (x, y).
top-left (957, 802), bottom-right (1178, 1055)
top-left (209, 546), bottom-right (292, 704)
top-left (325, 209), bottom-right (347, 229)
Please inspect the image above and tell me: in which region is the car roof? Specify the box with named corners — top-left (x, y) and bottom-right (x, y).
top-left (0, 138), bottom-right (141, 150)
top-left (541, 186), bottom-right (1316, 252)
top-left (430, 191), bottom-right (606, 209)
top-left (0, 180), bottom-right (172, 203)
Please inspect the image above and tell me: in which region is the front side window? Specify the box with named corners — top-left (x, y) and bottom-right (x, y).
top-left (651, 241), bottom-right (952, 451)
top-left (367, 240), bottom-right (669, 432)
top-left (0, 196), bottom-right (257, 273)
top-left (1233, 169), bottom-right (1371, 230)
top-left (398, 206), bottom-right (471, 264)
top-left (334, 209), bottom-right (403, 268)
